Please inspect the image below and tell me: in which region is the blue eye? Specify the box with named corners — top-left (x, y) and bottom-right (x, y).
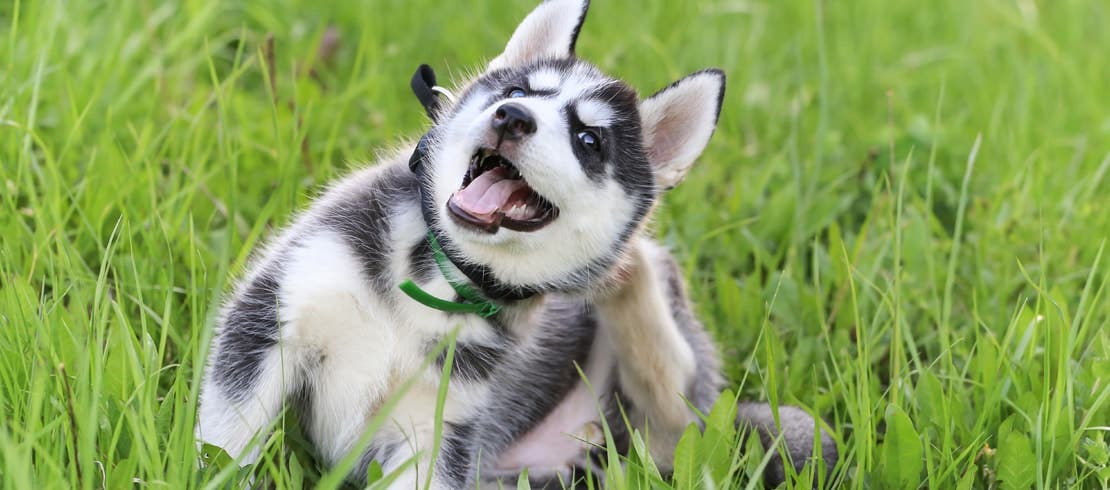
top-left (577, 130), bottom-right (601, 152)
top-left (506, 87), bottom-right (527, 98)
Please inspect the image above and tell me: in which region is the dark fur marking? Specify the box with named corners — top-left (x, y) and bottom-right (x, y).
top-left (212, 268), bottom-right (282, 401)
top-left (567, 0), bottom-right (591, 55)
top-left (436, 341), bottom-right (508, 382)
top-left (562, 81), bottom-right (646, 190)
top-left (599, 383), bottom-right (633, 454)
top-left (492, 302), bottom-right (597, 438)
top-left (585, 82), bottom-right (654, 199)
top-left (321, 164), bottom-right (420, 297)
top-left (459, 299), bottom-right (600, 486)
top-left (351, 439), bottom-right (400, 484)
top-left (439, 421), bottom-right (474, 484)
top-left (450, 59), bottom-right (582, 117)
top-left (408, 237), bottom-right (438, 285)
top-left (563, 104), bottom-right (606, 181)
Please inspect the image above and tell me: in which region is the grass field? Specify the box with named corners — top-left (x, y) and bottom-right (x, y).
top-left (3, 0), bottom-right (1110, 488)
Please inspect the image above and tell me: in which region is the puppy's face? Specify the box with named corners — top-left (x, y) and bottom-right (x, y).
top-left (420, 0), bottom-right (725, 293)
top-left (424, 59), bottom-right (651, 289)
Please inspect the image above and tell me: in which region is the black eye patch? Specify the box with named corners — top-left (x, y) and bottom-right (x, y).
top-left (561, 82), bottom-right (652, 196)
top-left (563, 104), bottom-right (608, 181)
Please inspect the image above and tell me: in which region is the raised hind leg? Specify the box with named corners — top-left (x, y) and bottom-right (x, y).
top-left (593, 237), bottom-right (723, 465)
top-left (595, 237), bottom-right (837, 483)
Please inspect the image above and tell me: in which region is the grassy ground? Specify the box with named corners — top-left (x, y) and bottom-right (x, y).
top-left (3, 0), bottom-right (1109, 488)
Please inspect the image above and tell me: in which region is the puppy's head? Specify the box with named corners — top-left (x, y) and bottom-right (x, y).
top-left (418, 0), bottom-right (725, 295)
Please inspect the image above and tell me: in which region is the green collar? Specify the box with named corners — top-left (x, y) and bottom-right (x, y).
top-left (398, 232), bottom-right (502, 318)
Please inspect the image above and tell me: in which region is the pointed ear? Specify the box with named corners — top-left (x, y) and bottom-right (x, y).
top-left (487, 0), bottom-right (590, 71)
top-left (640, 69), bottom-right (726, 189)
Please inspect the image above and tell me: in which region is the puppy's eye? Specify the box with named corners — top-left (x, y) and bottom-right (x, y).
top-left (577, 130), bottom-right (601, 152)
top-left (506, 87), bottom-right (527, 98)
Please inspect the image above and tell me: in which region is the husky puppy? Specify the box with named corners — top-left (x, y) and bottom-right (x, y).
top-left (197, 0), bottom-right (837, 487)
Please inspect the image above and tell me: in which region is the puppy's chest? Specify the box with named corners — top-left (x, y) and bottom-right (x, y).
top-left (391, 276), bottom-right (519, 381)
top-left (404, 309), bottom-right (513, 386)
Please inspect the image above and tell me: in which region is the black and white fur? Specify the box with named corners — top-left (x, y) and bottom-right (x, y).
top-left (197, 0), bottom-right (837, 487)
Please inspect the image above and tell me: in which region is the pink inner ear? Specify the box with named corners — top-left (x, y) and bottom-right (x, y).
top-left (640, 72), bottom-right (724, 188)
top-left (647, 110), bottom-right (698, 165)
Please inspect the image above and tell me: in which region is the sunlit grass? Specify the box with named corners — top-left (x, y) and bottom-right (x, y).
top-left (2, 0), bottom-right (1109, 488)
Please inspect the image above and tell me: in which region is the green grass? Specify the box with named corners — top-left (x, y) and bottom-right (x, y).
top-left (3, 0), bottom-right (1110, 488)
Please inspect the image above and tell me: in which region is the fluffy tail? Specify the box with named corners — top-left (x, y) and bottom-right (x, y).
top-left (735, 402), bottom-right (838, 487)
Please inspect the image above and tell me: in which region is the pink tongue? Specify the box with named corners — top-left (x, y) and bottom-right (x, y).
top-left (450, 168), bottom-right (528, 217)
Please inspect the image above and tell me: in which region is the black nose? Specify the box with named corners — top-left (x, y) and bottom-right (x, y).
top-left (491, 102), bottom-right (536, 141)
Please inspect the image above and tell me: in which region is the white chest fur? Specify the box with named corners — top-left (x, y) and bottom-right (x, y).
top-left (274, 227), bottom-right (505, 463)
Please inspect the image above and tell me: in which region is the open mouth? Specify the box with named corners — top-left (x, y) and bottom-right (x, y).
top-left (447, 148), bottom-right (559, 234)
